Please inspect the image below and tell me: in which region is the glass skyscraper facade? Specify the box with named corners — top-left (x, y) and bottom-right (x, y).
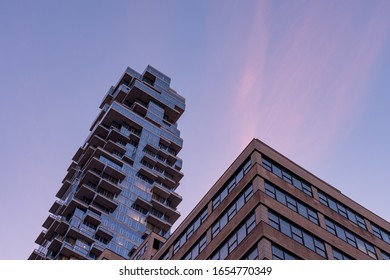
top-left (29, 65), bottom-right (185, 260)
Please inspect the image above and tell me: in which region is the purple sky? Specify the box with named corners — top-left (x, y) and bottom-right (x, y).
top-left (1, 0), bottom-right (390, 259)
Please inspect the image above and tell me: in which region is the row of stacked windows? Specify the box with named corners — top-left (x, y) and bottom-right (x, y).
top-left (262, 154), bottom-right (390, 252)
top-left (211, 183), bottom-right (254, 239)
top-left (265, 181), bottom-right (319, 225)
top-left (268, 211), bottom-right (327, 258)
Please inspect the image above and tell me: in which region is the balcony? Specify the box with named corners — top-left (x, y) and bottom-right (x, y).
top-left (90, 123), bottom-right (110, 140)
top-left (49, 199), bottom-right (65, 215)
top-left (151, 183), bottom-right (182, 209)
top-left (107, 126), bottom-right (129, 146)
top-left (35, 230), bottom-right (47, 246)
top-left (93, 192), bottom-right (118, 212)
top-left (96, 225), bottom-right (114, 241)
top-left (62, 198), bottom-right (89, 217)
top-left (28, 249), bottom-right (47, 260)
top-left (47, 235), bottom-right (63, 253)
top-left (138, 166), bottom-right (158, 181)
top-left (133, 197), bottom-right (153, 211)
top-left (83, 156), bottom-right (105, 176)
top-left (56, 179), bottom-right (71, 199)
top-left (79, 170), bottom-right (101, 190)
top-left (67, 225), bottom-right (95, 244)
top-left (124, 80), bottom-right (183, 124)
top-left (57, 242), bottom-right (88, 260)
top-left (146, 212), bottom-right (171, 232)
top-left (74, 183), bottom-right (96, 201)
top-left (104, 139), bottom-right (126, 155)
top-left (98, 177), bottom-right (122, 195)
top-left (90, 242), bottom-right (105, 255)
top-left (87, 134), bottom-right (106, 150)
top-left (150, 198), bottom-right (180, 224)
top-left (84, 210), bottom-right (101, 225)
top-left (72, 147), bottom-right (84, 162)
top-left (77, 146), bottom-right (96, 167)
top-left (62, 162), bottom-right (78, 182)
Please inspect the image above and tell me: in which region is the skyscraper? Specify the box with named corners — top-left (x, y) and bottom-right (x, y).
top-left (29, 65), bottom-right (185, 260)
top-left (129, 139), bottom-right (390, 260)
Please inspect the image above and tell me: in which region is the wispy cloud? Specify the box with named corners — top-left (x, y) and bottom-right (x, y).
top-left (233, 1), bottom-right (390, 164)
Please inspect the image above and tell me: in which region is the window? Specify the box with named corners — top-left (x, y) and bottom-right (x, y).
top-left (182, 234), bottom-right (207, 260)
top-left (265, 181), bottom-right (319, 225)
top-left (268, 211), bottom-right (326, 258)
top-left (173, 207), bottom-right (208, 255)
top-left (212, 159), bottom-right (252, 210)
top-left (262, 156), bottom-right (312, 196)
top-left (272, 244), bottom-right (300, 260)
top-left (332, 248), bottom-right (353, 260)
top-left (318, 191), bottom-right (367, 230)
top-left (210, 212), bottom-right (256, 260)
top-left (211, 183), bottom-right (254, 239)
top-left (242, 246), bottom-right (258, 260)
top-left (325, 218), bottom-right (377, 259)
top-left (371, 223), bottom-right (390, 245)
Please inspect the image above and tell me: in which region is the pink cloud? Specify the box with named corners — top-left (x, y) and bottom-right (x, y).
top-left (233, 1), bottom-right (390, 164)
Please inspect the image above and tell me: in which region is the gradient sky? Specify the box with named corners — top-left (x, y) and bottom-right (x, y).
top-left (1, 0), bottom-right (390, 259)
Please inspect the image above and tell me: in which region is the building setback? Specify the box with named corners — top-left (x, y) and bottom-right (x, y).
top-left (29, 65), bottom-right (185, 260)
top-left (129, 138), bottom-right (390, 260)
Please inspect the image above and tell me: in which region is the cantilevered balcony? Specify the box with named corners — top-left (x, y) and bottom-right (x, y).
top-left (49, 199), bottom-right (65, 215)
top-left (67, 225), bottom-right (95, 244)
top-left (47, 235), bottom-right (63, 253)
top-left (57, 242), bottom-right (88, 260)
top-left (28, 249), bottom-right (47, 260)
top-left (96, 225), bottom-right (114, 241)
top-left (97, 176), bottom-right (121, 195)
top-left (74, 183), bottom-right (96, 202)
top-left (84, 209), bottom-right (101, 225)
top-left (146, 211), bottom-right (171, 232)
top-left (56, 179), bottom-right (72, 199)
top-left (93, 192), bottom-right (118, 212)
top-left (62, 198), bottom-right (89, 217)
top-left (151, 183), bottom-right (182, 209)
top-left (104, 139), bottom-right (126, 155)
top-left (124, 80), bottom-right (183, 124)
top-left (35, 230), bottom-right (47, 246)
top-left (62, 162), bottom-right (78, 182)
top-left (150, 197), bottom-right (180, 224)
top-left (133, 197), bottom-right (153, 211)
top-left (86, 134), bottom-right (106, 150)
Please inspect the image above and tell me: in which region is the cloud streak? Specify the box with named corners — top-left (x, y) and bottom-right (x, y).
top-left (233, 1), bottom-right (390, 164)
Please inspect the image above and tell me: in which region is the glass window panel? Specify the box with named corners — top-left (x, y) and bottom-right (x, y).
top-left (292, 177), bottom-right (302, 190)
top-left (301, 182), bottom-right (312, 195)
top-left (297, 203), bottom-right (308, 218)
top-left (244, 187), bottom-right (253, 200)
top-left (220, 188), bottom-right (228, 201)
top-left (328, 199), bottom-right (338, 211)
top-left (303, 232), bottom-right (315, 250)
top-left (211, 223), bottom-right (220, 239)
top-left (280, 220), bottom-right (292, 237)
top-left (246, 214), bottom-right (256, 233)
top-left (227, 180), bottom-right (235, 193)
top-left (272, 245), bottom-right (284, 260)
top-left (220, 213), bottom-right (228, 228)
top-left (282, 174), bottom-right (293, 185)
top-left (219, 244), bottom-right (228, 260)
top-left (236, 195), bottom-right (245, 210)
top-left (262, 161), bottom-right (272, 171)
top-left (346, 210), bottom-right (357, 224)
top-left (236, 169), bottom-right (244, 182)
top-left (275, 189), bottom-right (287, 205)
top-left (335, 226), bottom-right (346, 241)
top-left (272, 165), bottom-right (282, 177)
top-left (237, 224), bottom-right (246, 243)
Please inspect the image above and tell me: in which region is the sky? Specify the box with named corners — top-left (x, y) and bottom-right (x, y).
top-left (1, 0), bottom-right (390, 260)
